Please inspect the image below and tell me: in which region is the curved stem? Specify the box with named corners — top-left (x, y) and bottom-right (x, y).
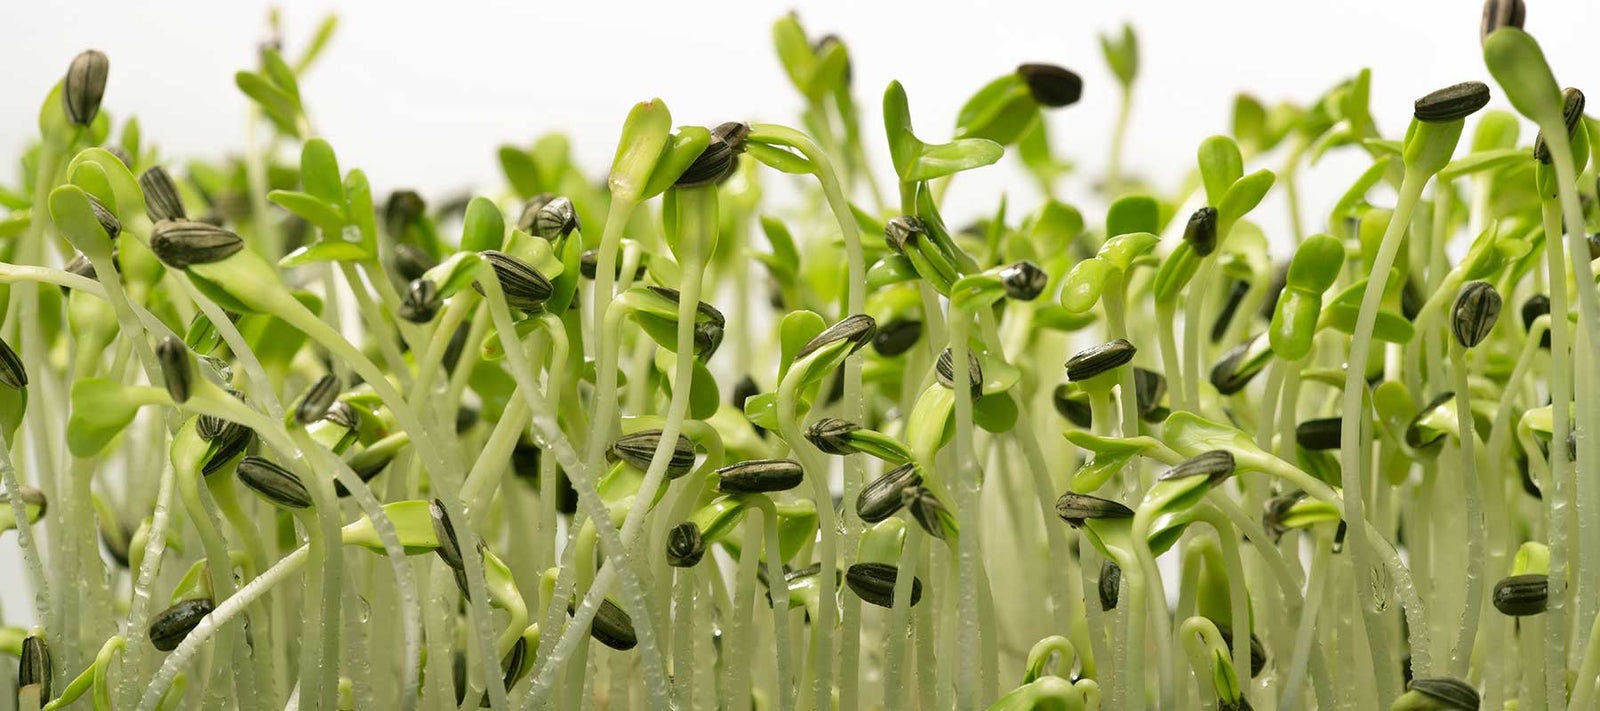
top-left (1336, 167), bottom-right (1426, 699)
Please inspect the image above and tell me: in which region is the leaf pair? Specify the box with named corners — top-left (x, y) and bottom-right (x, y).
top-left (272, 139), bottom-right (379, 266)
top-left (884, 81), bottom-right (1004, 183)
top-left (235, 47), bottom-right (306, 138)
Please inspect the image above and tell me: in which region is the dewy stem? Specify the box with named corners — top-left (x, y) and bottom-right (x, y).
top-left (1336, 165), bottom-right (1426, 702)
top-left (476, 274), bottom-right (671, 711)
top-left (276, 303), bottom-right (508, 710)
top-left (775, 369), bottom-right (836, 711)
top-left (1544, 125), bottom-right (1600, 711)
top-left (948, 310), bottom-right (980, 710)
top-left (748, 122), bottom-right (867, 711)
top-left (1445, 343), bottom-right (1487, 679)
top-left (539, 185), bottom-right (715, 707)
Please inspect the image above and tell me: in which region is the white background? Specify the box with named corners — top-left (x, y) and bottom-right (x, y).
top-left (1, 0), bottom-right (1598, 622)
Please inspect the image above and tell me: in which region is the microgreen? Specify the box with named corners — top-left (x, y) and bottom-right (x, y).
top-left (3, 5), bottom-right (1600, 711)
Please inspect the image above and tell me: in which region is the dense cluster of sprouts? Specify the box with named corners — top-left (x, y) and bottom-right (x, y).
top-left (2, 1), bottom-right (1599, 709)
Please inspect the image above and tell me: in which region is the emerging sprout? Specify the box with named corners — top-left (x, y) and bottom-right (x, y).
top-left (64, 49), bottom-right (110, 126)
top-left (150, 598), bottom-right (215, 652)
top-left (1064, 339), bottom-right (1136, 382)
top-left (1412, 82), bottom-right (1492, 123)
top-left (847, 562), bottom-right (923, 608)
top-left (236, 456), bottom-right (313, 510)
top-left (139, 166), bottom-right (187, 222)
top-left (857, 463), bottom-right (922, 524)
top-left (1016, 63), bottom-right (1083, 108)
top-left (666, 522), bottom-right (706, 568)
top-left (1451, 281), bottom-right (1502, 348)
top-left (156, 337), bottom-right (193, 404)
top-left (1491, 573), bottom-right (1548, 616)
top-left (717, 459), bottom-right (805, 494)
top-left (150, 220), bottom-right (245, 268)
top-left (608, 430), bottom-right (696, 479)
top-left (1054, 492), bottom-right (1134, 528)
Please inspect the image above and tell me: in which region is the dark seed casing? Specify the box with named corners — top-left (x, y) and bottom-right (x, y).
top-left (531, 196), bottom-right (581, 240)
top-left (1210, 334), bottom-right (1270, 395)
top-left (399, 278), bottom-right (441, 323)
top-left (150, 220), bottom-right (245, 268)
top-left (717, 458), bottom-right (805, 494)
top-left (1481, 0), bottom-right (1526, 43)
top-left (0, 336), bottom-right (29, 390)
top-left (150, 598), bottom-right (215, 652)
top-left (999, 260), bottom-right (1048, 301)
top-left (1183, 207), bottom-right (1219, 257)
top-left (1211, 279), bottom-right (1250, 343)
top-left (1522, 294), bottom-right (1552, 348)
top-left (1533, 88), bottom-right (1586, 164)
top-left (201, 423), bottom-right (254, 476)
top-left (474, 250), bottom-right (553, 310)
top-left (1217, 629), bottom-right (1269, 678)
top-left (1406, 677), bottom-right (1481, 710)
top-left (608, 430), bottom-right (696, 479)
top-left (295, 375), bottom-right (341, 425)
top-left (903, 486), bottom-right (952, 540)
top-left (586, 599), bottom-right (638, 651)
top-left (1451, 281), bottom-right (1502, 348)
top-left (1055, 492), bottom-right (1135, 527)
top-left (139, 166), bottom-right (187, 222)
top-left (385, 189), bottom-right (427, 238)
top-left (1134, 368), bottom-right (1167, 419)
top-left (1099, 559), bottom-right (1121, 611)
top-left (236, 456), bottom-right (313, 509)
top-left (1016, 63), bottom-right (1083, 108)
top-left (1065, 339), bottom-right (1136, 382)
top-left (794, 314), bottom-right (876, 361)
top-left (1294, 418), bottom-right (1343, 451)
top-left (430, 498), bottom-right (464, 571)
top-left (1492, 573), bottom-right (1548, 616)
top-left (805, 417), bottom-right (861, 455)
top-left (857, 462), bottom-right (922, 524)
top-left (646, 286), bottom-right (728, 328)
top-left (156, 337), bottom-right (193, 404)
top-left (87, 194), bottom-right (122, 240)
top-left (847, 562), bottom-right (923, 608)
top-left (19, 635), bottom-right (48, 697)
top-left (64, 50), bottom-right (110, 126)
top-left (1413, 82), bottom-right (1491, 123)
top-left (1159, 450), bottom-right (1236, 485)
top-left (872, 319), bottom-right (922, 357)
top-left (1052, 384), bottom-right (1093, 428)
top-left (936, 348), bottom-right (984, 400)
top-left (392, 243), bottom-right (437, 282)
top-left (666, 522), bottom-right (706, 568)
top-left (884, 216), bottom-right (926, 254)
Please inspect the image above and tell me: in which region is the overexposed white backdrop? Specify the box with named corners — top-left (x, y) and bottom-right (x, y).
top-left (1, 0), bottom-right (1597, 623)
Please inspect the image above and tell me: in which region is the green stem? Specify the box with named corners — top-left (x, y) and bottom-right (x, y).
top-left (948, 310), bottom-right (980, 709)
top-left (1445, 343), bottom-right (1487, 679)
top-left (1336, 166), bottom-right (1426, 700)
